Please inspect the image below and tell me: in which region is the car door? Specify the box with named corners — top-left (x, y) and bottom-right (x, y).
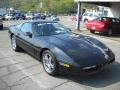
top-left (31, 23), bottom-right (50, 59)
top-left (16, 22), bottom-right (34, 55)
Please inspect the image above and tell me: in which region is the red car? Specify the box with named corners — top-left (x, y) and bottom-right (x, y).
top-left (86, 17), bottom-right (120, 36)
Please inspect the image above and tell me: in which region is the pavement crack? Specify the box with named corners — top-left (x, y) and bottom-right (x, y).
top-left (9, 82), bottom-right (25, 88)
top-left (50, 80), bottom-right (70, 90)
top-left (0, 59), bottom-right (35, 68)
top-left (0, 54), bottom-right (24, 60)
top-left (14, 72), bottom-right (44, 84)
top-left (0, 78), bottom-right (9, 90)
top-left (9, 63), bottom-right (40, 74)
top-left (0, 63), bottom-right (41, 78)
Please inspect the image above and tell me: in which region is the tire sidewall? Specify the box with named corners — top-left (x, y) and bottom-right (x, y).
top-left (11, 35), bottom-right (20, 51)
top-left (42, 50), bottom-right (58, 75)
top-left (11, 35), bottom-right (16, 50)
top-left (90, 30), bottom-right (95, 33)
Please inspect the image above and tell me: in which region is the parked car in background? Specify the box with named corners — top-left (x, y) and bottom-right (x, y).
top-left (0, 20), bottom-right (3, 29)
top-left (5, 14), bottom-right (15, 20)
top-left (40, 14), bottom-right (46, 20)
top-left (82, 12), bottom-right (99, 23)
top-left (50, 15), bottom-right (59, 21)
top-left (9, 21), bottom-right (115, 75)
top-left (71, 14), bottom-right (77, 21)
top-left (14, 13), bottom-right (26, 20)
top-left (34, 13), bottom-right (46, 20)
top-left (46, 13), bottom-right (52, 17)
top-left (86, 17), bottom-right (120, 36)
top-left (0, 15), bottom-right (5, 20)
top-left (34, 13), bottom-right (41, 20)
top-left (25, 13), bottom-right (35, 20)
top-left (71, 14), bottom-right (82, 21)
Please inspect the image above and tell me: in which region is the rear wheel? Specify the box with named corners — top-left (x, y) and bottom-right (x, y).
top-left (11, 35), bottom-right (21, 51)
top-left (42, 50), bottom-right (58, 76)
top-left (90, 30), bottom-right (95, 34)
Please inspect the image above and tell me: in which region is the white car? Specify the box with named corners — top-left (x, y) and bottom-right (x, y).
top-left (82, 13), bottom-right (99, 23)
top-left (50, 15), bottom-right (59, 21)
top-left (25, 13), bottom-right (35, 20)
top-left (5, 14), bottom-right (15, 20)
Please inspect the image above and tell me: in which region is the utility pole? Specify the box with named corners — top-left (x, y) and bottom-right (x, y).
top-left (76, 2), bottom-right (81, 31)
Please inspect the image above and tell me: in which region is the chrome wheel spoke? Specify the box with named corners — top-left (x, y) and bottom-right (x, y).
top-left (43, 53), bottom-right (55, 73)
top-left (12, 36), bottom-right (16, 49)
top-left (48, 56), bottom-right (54, 69)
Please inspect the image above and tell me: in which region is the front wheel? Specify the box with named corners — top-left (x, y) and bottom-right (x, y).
top-left (42, 50), bottom-right (58, 76)
top-left (11, 35), bottom-right (21, 51)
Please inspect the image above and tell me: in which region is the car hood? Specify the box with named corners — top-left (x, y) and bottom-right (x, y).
top-left (49, 34), bottom-right (111, 67)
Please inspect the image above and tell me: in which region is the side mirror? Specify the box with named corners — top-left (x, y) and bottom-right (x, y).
top-left (26, 32), bottom-right (32, 38)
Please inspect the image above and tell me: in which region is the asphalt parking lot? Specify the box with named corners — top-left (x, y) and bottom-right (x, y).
top-left (0, 18), bottom-right (120, 90)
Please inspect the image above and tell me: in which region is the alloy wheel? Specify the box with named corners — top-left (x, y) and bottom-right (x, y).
top-left (42, 53), bottom-right (55, 74)
top-left (11, 35), bottom-right (17, 50)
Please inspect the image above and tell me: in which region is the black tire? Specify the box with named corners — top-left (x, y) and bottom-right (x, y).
top-left (42, 50), bottom-right (58, 76)
top-left (107, 28), bottom-right (113, 36)
top-left (11, 35), bottom-right (21, 52)
top-left (90, 30), bottom-right (95, 33)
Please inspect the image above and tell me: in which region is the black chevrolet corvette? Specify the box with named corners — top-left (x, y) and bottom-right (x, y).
top-left (8, 21), bottom-right (115, 75)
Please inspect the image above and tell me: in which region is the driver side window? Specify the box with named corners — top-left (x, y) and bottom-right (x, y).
top-left (21, 23), bottom-right (32, 33)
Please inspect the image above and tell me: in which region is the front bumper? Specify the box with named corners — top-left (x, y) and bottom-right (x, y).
top-left (59, 58), bottom-right (115, 75)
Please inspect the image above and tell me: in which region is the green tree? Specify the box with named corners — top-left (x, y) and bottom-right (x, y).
top-left (4, 0), bottom-right (77, 14)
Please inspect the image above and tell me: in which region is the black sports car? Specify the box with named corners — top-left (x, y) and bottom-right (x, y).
top-left (8, 21), bottom-right (115, 75)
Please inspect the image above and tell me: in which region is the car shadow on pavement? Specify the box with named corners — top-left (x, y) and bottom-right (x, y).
top-left (58, 61), bottom-right (120, 88)
top-left (94, 32), bottom-right (120, 38)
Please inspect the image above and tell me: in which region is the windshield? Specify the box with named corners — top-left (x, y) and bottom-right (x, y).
top-left (33, 23), bottom-right (70, 36)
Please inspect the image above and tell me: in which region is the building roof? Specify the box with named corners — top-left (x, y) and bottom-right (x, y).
top-left (74, 0), bottom-right (120, 7)
top-left (74, 0), bottom-right (120, 2)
